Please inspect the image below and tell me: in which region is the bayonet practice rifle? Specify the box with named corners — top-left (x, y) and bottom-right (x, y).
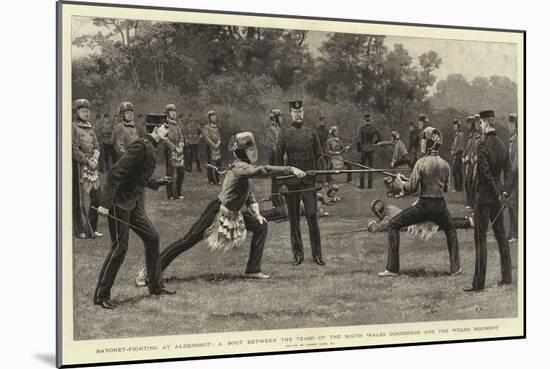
top-left (276, 169), bottom-right (406, 186)
top-left (320, 152), bottom-right (411, 181)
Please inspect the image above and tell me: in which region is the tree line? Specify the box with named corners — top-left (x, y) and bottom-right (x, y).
top-left (72, 18), bottom-right (517, 163)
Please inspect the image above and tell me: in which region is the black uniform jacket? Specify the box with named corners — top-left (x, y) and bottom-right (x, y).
top-left (100, 134), bottom-right (160, 210)
top-left (357, 123), bottom-right (383, 152)
top-left (474, 131), bottom-right (512, 204)
top-left (275, 122), bottom-right (321, 185)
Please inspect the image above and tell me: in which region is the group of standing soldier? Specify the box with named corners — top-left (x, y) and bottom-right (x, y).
top-left (71, 95), bottom-right (520, 309)
top-left (72, 100), bottom-right (234, 239)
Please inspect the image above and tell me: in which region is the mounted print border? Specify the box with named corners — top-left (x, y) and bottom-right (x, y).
top-left (57, 1), bottom-right (525, 367)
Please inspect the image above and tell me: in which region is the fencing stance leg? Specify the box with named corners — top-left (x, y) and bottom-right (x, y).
top-left (159, 199), bottom-right (221, 271)
top-left (130, 196), bottom-right (163, 294)
top-left (386, 202), bottom-right (430, 273)
top-left (93, 205), bottom-right (131, 302)
top-left (242, 211), bottom-right (268, 274)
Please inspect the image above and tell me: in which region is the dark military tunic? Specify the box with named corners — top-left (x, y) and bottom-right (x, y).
top-left (357, 123), bottom-right (384, 188)
top-left (470, 130), bottom-right (513, 290)
top-left (275, 122), bottom-right (323, 260)
top-left (94, 135), bottom-right (164, 302)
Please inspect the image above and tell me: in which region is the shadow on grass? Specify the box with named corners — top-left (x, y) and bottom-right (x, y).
top-left (401, 268), bottom-right (450, 278)
top-left (163, 273), bottom-right (254, 284)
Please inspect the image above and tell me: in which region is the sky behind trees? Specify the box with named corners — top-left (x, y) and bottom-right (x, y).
top-left (71, 16), bottom-right (518, 95)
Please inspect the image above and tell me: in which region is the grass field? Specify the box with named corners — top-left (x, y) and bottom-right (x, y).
top-left (73, 166), bottom-right (518, 340)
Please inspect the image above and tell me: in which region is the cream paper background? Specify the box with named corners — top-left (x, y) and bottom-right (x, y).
top-left (59, 2), bottom-right (524, 366)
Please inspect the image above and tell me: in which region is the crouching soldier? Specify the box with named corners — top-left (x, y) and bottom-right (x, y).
top-left (377, 127), bottom-right (462, 278)
top-left (368, 199), bottom-right (473, 238)
top-left (93, 120), bottom-right (176, 309)
top-left (135, 132), bottom-right (306, 286)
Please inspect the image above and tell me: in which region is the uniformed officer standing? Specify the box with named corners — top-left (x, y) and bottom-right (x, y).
top-left (112, 102), bottom-right (140, 161)
top-left (94, 121), bottom-right (176, 309)
top-left (507, 113), bottom-right (518, 243)
top-left (264, 108), bottom-right (283, 206)
top-left (72, 99), bottom-right (103, 239)
top-left (97, 113), bottom-right (116, 172)
top-left (203, 110), bottom-right (222, 185)
top-left (164, 104), bottom-right (186, 200)
top-left (451, 118), bottom-right (465, 192)
top-left (464, 110), bottom-right (513, 292)
top-left (275, 100), bottom-right (326, 266)
top-left (377, 127), bottom-right (461, 278)
top-left (462, 116), bottom-right (476, 209)
top-left (356, 113), bottom-right (384, 189)
top-left (184, 113), bottom-right (203, 172)
top-left (326, 125), bottom-right (353, 183)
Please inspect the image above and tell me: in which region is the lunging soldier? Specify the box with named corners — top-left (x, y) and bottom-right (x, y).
top-left (275, 100), bottom-right (326, 266)
top-left (378, 127), bottom-right (461, 278)
top-left (94, 121), bottom-right (175, 309)
top-left (135, 132), bottom-right (306, 285)
top-left (464, 110), bottom-right (513, 292)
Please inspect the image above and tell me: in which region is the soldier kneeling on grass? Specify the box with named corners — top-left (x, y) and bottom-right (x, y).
top-left (135, 132), bottom-right (306, 286)
top-left (377, 127), bottom-right (462, 278)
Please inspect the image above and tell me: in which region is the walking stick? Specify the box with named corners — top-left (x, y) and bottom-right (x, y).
top-left (91, 206), bottom-right (158, 237)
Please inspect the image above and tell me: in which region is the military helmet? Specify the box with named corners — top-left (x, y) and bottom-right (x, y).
top-left (371, 199), bottom-right (386, 219)
top-left (118, 101), bottom-right (134, 116)
top-left (289, 100), bottom-right (303, 111)
top-left (73, 99), bottom-right (90, 111)
top-left (327, 184), bottom-right (340, 198)
top-left (270, 109), bottom-right (282, 121)
top-left (165, 103), bottom-right (177, 113)
top-left (228, 131), bottom-right (258, 164)
top-left (391, 130), bottom-right (400, 140)
top-left (422, 127), bottom-right (443, 152)
top-left (207, 110), bottom-right (216, 118)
